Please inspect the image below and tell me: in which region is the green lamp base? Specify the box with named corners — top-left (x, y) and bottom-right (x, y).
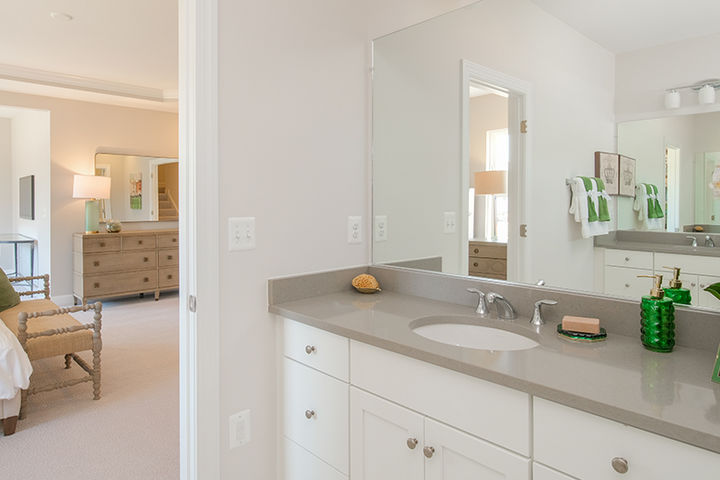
top-left (85, 199), bottom-right (100, 233)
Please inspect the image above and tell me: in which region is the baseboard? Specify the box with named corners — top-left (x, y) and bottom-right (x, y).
top-left (51, 294), bottom-right (76, 306)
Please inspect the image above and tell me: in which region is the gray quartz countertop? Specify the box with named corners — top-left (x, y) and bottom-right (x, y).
top-left (270, 289), bottom-right (720, 454)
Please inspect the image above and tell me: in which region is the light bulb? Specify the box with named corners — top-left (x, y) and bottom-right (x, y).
top-left (698, 84), bottom-right (716, 105)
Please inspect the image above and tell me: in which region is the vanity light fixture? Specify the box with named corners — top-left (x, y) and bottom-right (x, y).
top-left (664, 79), bottom-right (720, 109)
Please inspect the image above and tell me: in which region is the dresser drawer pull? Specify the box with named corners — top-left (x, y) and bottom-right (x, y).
top-left (144, 257), bottom-right (149, 262)
top-left (172, 238), bottom-right (177, 243)
top-left (473, 262), bottom-right (479, 267)
top-left (423, 446), bottom-right (435, 458)
top-left (94, 282), bottom-right (100, 288)
top-left (304, 409), bottom-right (315, 419)
top-left (99, 242), bottom-right (106, 247)
top-left (93, 261), bottom-right (100, 267)
top-left (611, 457), bottom-right (628, 474)
top-left (473, 248), bottom-right (479, 254)
top-left (305, 345), bottom-right (316, 354)
top-left (167, 274), bottom-right (173, 280)
top-left (406, 438), bottom-right (418, 450)
top-left (144, 277), bottom-right (150, 283)
top-left (167, 255), bottom-right (173, 260)
top-left (138, 240), bottom-right (143, 245)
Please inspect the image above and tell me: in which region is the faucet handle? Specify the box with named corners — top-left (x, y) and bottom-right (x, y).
top-left (467, 288), bottom-right (489, 316)
top-left (686, 236), bottom-right (698, 247)
top-left (531, 299), bottom-right (557, 327)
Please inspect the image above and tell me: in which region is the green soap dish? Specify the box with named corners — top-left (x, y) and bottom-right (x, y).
top-left (557, 324), bottom-right (607, 343)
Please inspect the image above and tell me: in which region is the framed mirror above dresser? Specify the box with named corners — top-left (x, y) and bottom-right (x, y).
top-left (371, 0), bottom-right (720, 311)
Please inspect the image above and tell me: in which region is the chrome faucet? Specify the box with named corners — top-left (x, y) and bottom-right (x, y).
top-left (486, 292), bottom-right (516, 320)
top-left (705, 235), bottom-right (716, 248)
top-left (531, 299), bottom-right (557, 326)
top-left (466, 288), bottom-right (489, 316)
top-left (686, 236), bottom-right (698, 247)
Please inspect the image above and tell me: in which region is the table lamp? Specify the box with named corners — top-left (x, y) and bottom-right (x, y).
top-left (73, 174), bottom-right (111, 233)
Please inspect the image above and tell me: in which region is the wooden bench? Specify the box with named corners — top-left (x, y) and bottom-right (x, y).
top-left (0, 275), bottom-right (102, 435)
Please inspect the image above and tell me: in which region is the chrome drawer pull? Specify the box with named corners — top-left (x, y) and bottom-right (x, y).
top-left (406, 438), bottom-right (418, 449)
top-left (624, 283), bottom-right (630, 288)
top-left (305, 345), bottom-right (316, 354)
top-left (611, 457), bottom-right (628, 474)
top-left (304, 410), bottom-right (315, 419)
top-left (624, 257), bottom-right (630, 261)
top-left (423, 446), bottom-right (435, 458)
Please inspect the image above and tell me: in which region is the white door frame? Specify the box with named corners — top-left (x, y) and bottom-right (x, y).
top-left (461, 60), bottom-right (531, 282)
top-left (179, 0), bottom-right (220, 479)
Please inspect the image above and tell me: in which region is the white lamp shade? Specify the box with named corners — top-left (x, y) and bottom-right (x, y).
top-left (698, 84), bottom-right (716, 104)
top-left (474, 170), bottom-right (507, 195)
top-left (664, 90), bottom-right (681, 109)
top-left (73, 174), bottom-right (111, 199)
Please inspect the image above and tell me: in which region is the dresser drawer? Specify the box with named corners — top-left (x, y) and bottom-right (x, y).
top-left (605, 249), bottom-right (653, 269)
top-left (83, 236), bottom-right (121, 253)
top-left (603, 266), bottom-right (653, 299)
top-left (469, 243), bottom-right (506, 258)
top-left (469, 257), bottom-right (507, 276)
top-left (82, 251), bottom-right (156, 274)
top-left (83, 271), bottom-right (158, 296)
top-left (158, 267), bottom-right (179, 288)
top-left (283, 358), bottom-right (348, 474)
top-left (158, 232), bottom-right (179, 248)
top-left (158, 249), bottom-right (179, 266)
top-left (284, 318), bottom-right (349, 382)
top-left (534, 398), bottom-right (720, 479)
top-left (122, 235), bottom-right (157, 250)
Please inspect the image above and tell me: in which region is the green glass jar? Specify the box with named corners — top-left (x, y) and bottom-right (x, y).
top-left (640, 296), bottom-right (675, 353)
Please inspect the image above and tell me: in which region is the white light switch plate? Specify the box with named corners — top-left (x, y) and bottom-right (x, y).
top-left (444, 211), bottom-right (457, 234)
top-left (228, 217), bottom-right (256, 251)
top-left (374, 215), bottom-right (388, 242)
top-left (229, 409), bottom-right (251, 449)
top-left (348, 216), bottom-right (362, 244)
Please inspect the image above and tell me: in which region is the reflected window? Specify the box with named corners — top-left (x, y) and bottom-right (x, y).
top-left (485, 129), bottom-right (509, 242)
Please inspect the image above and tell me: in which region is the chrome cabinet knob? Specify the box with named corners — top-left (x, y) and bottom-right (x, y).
top-left (304, 410), bottom-right (315, 419)
top-left (611, 457), bottom-right (628, 474)
top-left (406, 438), bottom-right (418, 449)
top-left (305, 345), bottom-right (316, 354)
top-left (423, 446), bottom-right (435, 458)
top-left (624, 283), bottom-right (630, 288)
top-left (624, 257), bottom-right (630, 261)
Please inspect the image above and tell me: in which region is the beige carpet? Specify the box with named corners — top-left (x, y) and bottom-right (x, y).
top-left (1, 293), bottom-right (180, 479)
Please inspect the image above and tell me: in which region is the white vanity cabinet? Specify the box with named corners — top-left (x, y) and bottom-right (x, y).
top-left (603, 249), bottom-right (654, 299)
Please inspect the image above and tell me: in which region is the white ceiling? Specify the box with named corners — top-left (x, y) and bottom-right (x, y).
top-left (0, 0), bottom-right (177, 92)
top-left (530, 0), bottom-right (720, 53)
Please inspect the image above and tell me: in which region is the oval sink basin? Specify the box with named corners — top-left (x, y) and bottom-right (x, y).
top-left (412, 323), bottom-right (538, 351)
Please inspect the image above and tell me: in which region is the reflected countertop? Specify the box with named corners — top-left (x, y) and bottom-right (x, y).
top-left (596, 230), bottom-right (720, 257)
top-left (270, 289), bottom-right (720, 454)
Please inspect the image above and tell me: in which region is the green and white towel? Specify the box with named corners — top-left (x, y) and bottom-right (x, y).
top-left (569, 176), bottom-right (611, 238)
top-left (633, 183), bottom-right (664, 230)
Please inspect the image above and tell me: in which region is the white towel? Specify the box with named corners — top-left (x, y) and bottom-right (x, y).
top-left (568, 177), bottom-right (610, 238)
top-left (0, 319), bottom-right (32, 400)
top-left (633, 184), bottom-right (664, 230)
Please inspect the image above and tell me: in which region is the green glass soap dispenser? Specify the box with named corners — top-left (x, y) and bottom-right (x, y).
top-left (638, 274), bottom-right (675, 353)
top-left (663, 267), bottom-right (692, 305)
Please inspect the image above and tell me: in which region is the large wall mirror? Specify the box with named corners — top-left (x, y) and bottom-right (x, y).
top-left (95, 153), bottom-right (179, 223)
top-left (372, 0), bottom-right (720, 311)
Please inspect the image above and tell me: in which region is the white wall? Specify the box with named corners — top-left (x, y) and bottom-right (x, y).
top-left (0, 91), bottom-right (177, 298)
top-left (615, 32), bottom-right (720, 120)
top-left (215, 0), bottom-right (479, 477)
top-left (372, 0), bottom-right (615, 288)
top-left (0, 118), bottom-right (12, 270)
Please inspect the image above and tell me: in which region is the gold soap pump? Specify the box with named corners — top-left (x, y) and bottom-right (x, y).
top-left (637, 274), bottom-right (675, 353)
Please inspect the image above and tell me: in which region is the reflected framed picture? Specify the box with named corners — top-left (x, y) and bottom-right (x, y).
top-left (19, 175), bottom-right (35, 220)
top-left (619, 155), bottom-right (637, 197)
top-left (595, 152), bottom-right (619, 195)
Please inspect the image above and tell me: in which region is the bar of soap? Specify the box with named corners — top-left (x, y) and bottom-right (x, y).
top-left (562, 315), bottom-right (600, 334)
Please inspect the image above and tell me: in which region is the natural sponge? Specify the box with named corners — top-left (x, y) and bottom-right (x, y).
top-left (352, 274), bottom-right (381, 294)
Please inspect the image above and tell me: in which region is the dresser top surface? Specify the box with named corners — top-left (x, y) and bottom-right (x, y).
top-left (74, 229), bottom-right (178, 238)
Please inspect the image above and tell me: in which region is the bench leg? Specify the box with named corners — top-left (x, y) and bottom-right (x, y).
top-left (2, 416), bottom-right (18, 436)
top-left (64, 353), bottom-right (72, 369)
top-left (18, 390), bottom-right (27, 420)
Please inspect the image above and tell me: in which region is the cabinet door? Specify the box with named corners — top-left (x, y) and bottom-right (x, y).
top-left (424, 418), bottom-right (529, 480)
top-left (533, 463), bottom-right (575, 480)
top-left (283, 437), bottom-right (347, 480)
top-left (698, 274), bottom-right (720, 310)
top-left (350, 387), bottom-right (423, 480)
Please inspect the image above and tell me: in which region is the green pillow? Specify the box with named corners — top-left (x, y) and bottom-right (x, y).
top-left (0, 267), bottom-right (21, 312)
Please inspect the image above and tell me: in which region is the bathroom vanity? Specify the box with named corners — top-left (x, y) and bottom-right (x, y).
top-left (270, 266), bottom-right (720, 480)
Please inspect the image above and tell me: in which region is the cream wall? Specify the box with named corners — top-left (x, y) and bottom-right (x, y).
top-left (215, 0), bottom-right (479, 478)
top-left (0, 118), bottom-right (12, 269)
top-left (0, 91), bottom-right (178, 298)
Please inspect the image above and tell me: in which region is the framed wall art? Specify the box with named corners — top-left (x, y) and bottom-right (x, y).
top-left (594, 152), bottom-right (619, 195)
top-left (619, 155), bottom-right (637, 197)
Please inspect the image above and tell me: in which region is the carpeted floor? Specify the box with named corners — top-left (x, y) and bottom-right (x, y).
top-left (1, 293), bottom-right (180, 479)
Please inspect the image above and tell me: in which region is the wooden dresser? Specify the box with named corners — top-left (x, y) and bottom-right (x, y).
top-left (468, 240), bottom-right (507, 280)
top-left (73, 229), bottom-right (179, 304)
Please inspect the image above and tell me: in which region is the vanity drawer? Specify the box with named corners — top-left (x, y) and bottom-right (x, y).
top-left (283, 437), bottom-right (347, 480)
top-left (83, 271), bottom-right (158, 296)
top-left (605, 249), bottom-right (653, 269)
top-left (284, 318), bottom-right (349, 382)
top-left (534, 398), bottom-right (720, 479)
top-left (82, 251), bottom-right (157, 274)
top-left (158, 248), bottom-right (179, 266)
top-left (283, 358), bottom-right (348, 474)
top-left (158, 267), bottom-right (179, 288)
top-left (350, 340), bottom-right (530, 456)
top-left (122, 235), bottom-right (157, 250)
top-left (158, 232), bottom-right (179, 248)
top-left (655, 252), bottom-right (720, 276)
top-left (83, 236), bottom-right (121, 253)
top-left (603, 266), bottom-right (653, 299)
